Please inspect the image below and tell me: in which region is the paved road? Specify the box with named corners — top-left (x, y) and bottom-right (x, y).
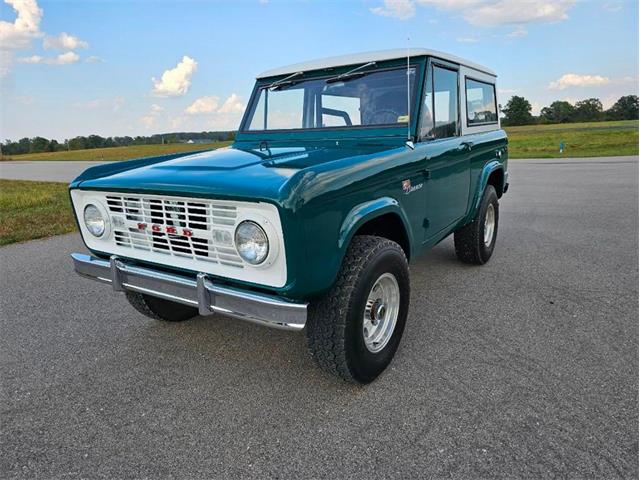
top-left (0, 160), bottom-right (113, 182)
top-left (1, 157), bottom-right (638, 479)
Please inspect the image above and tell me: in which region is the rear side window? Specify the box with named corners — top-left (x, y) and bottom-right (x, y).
top-left (465, 78), bottom-right (497, 126)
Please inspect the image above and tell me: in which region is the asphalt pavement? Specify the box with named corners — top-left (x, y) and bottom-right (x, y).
top-left (0, 160), bottom-right (113, 182)
top-left (1, 157), bottom-right (638, 479)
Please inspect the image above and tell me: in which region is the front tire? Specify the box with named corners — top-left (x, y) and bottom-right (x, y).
top-left (125, 291), bottom-right (198, 322)
top-left (454, 184), bottom-right (499, 265)
top-left (306, 235), bottom-right (410, 384)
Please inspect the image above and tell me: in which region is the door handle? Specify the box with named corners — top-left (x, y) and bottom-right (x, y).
top-left (458, 141), bottom-right (474, 151)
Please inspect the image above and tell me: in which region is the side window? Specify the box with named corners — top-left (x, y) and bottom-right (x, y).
top-left (465, 78), bottom-right (497, 125)
top-left (420, 65), bottom-right (459, 139)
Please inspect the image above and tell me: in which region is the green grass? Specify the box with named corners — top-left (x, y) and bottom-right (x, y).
top-left (1, 121), bottom-right (637, 164)
top-left (0, 141), bottom-right (231, 162)
top-left (0, 180), bottom-right (76, 246)
top-left (505, 120), bottom-right (639, 158)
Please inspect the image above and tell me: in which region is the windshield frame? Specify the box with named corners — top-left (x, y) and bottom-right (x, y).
top-left (237, 57), bottom-right (427, 141)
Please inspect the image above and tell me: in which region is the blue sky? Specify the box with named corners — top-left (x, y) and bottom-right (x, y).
top-left (0, 0), bottom-right (638, 141)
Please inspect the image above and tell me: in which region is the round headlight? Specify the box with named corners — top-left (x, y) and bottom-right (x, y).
top-left (83, 204), bottom-right (106, 237)
top-left (234, 221), bottom-right (269, 265)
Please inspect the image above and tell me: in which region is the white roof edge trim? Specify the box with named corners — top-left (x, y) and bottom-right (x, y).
top-left (256, 48), bottom-right (496, 79)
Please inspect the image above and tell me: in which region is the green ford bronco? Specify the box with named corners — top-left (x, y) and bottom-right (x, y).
top-left (70, 49), bottom-right (508, 383)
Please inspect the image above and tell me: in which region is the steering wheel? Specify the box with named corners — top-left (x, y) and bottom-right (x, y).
top-left (369, 109), bottom-right (402, 125)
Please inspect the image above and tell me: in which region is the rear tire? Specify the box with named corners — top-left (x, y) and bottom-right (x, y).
top-left (306, 235), bottom-right (410, 384)
top-left (125, 291), bottom-right (198, 322)
top-left (454, 184), bottom-right (499, 265)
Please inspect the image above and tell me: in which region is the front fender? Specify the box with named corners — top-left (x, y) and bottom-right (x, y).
top-left (338, 196), bottom-right (412, 251)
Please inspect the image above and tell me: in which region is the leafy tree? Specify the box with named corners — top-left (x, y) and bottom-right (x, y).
top-left (68, 137), bottom-right (86, 150)
top-left (47, 139), bottom-right (60, 152)
top-left (1, 130), bottom-right (236, 156)
top-left (606, 95), bottom-right (639, 120)
top-left (30, 136), bottom-right (50, 153)
top-left (501, 96), bottom-right (534, 126)
top-left (573, 98), bottom-right (603, 122)
top-left (540, 101), bottom-right (575, 123)
top-left (86, 135), bottom-right (106, 148)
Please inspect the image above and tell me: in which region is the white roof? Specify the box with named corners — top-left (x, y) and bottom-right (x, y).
top-left (257, 48), bottom-right (496, 79)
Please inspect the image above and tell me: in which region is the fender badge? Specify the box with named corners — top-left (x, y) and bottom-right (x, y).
top-left (402, 179), bottom-right (423, 195)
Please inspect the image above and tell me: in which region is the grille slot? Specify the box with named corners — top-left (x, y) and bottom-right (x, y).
top-left (106, 194), bottom-right (242, 268)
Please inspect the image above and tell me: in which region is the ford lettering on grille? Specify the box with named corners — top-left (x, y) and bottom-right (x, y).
top-left (105, 194), bottom-right (243, 268)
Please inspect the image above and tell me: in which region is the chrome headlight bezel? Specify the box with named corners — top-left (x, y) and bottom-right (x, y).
top-left (83, 203), bottom-right (108, 238)
top-left (234, 220), bottom-right (270, 265)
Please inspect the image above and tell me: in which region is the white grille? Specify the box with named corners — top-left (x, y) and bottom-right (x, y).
top-left (71, 190), bottom-right (288, 288)
top-left (105, 194), bottom-right (244, 268)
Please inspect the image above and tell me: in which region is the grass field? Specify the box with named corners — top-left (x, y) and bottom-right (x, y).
top-left (0, 180), bottom-right (76, 246)
top-left (504, 120), bottom-right (638, 158)
top-left (0, 141), bottom-right (231, 162)
top-left (3, 121), bottom-right (638, 162)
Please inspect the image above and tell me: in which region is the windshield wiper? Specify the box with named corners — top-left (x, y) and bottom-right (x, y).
top-left (326, 61), bottom-right (377, 83)
top-left (266, 71), bottom-right (304, 91)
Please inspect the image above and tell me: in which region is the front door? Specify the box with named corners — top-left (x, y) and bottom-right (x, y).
top-left (418, 62), bottom-right (471, 240)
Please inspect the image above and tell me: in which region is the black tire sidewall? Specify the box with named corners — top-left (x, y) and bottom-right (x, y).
top-left (142, 294), bottom-right (198, 322)
top-left (344, 246), bottom-right (410, 383)
top-left (478, 186), bottom-right (499, 263)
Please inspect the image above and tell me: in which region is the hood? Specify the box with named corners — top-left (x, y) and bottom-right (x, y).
top-left (74, 142), bottom-right (396, 204)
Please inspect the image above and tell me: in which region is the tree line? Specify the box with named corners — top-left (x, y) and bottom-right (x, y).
top-left (501, 95), bottom-right (638, 126)
top-left (2, 95), bottom-right (637, 154)
top-left (1, 130), bottom-right (236, 156)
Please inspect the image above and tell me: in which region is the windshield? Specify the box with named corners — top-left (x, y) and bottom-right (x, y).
top-left (242, 66), bottom-right (417, 132)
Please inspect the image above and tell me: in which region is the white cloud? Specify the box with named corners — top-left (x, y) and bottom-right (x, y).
top-left (456, 37), bottom-right (478, 43)
top-left (185, 94), bottom-right (244, 116)
top-left (548, 73), bottom-right (611, 90)
top-left (370, 0), bottom-right (416, 20)
top-left (529, 101), bottom-right (543, 116)
top-left (17, 53), bottom-right (42, 63)
top-left (152, 56), bottom-right (198, 97)
top-left (53, 51), bottom-right (79, 64)
top-left (73, 96), bottom-right (124, 111)
top-left (85, 55), bottom-right (103, 63)
top-left (18, 50), bottom-right (80, 65)
top-left (140, 115), bottom-right (156, 129)
top-left (372, 0), bottom-right (577, 25)
top-left (0, 0), bottom-right (43, 50)
top-left (462, 0), bottom-right (576, 26)
top-left (137, 103), bottom-right (165, 130)
top-left (43, 32), bottom-right (88, 50)
top-left (150, 103), bottom-right (164, 114)
top-left (0, 0), bottom-right (91, 75)
top-left (218, 93), bottom-right (245, 114)
top-left (185, 95), bottom-right (220, 114)
top-left (602, 2), bottom-right (623, 12)
top-left (507, 26), bottom-right (528, 38)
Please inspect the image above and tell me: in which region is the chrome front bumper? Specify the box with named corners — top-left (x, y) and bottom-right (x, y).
top-left (71, 253), bottom-right (307, 331)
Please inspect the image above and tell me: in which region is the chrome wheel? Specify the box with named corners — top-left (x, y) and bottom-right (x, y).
top-left (363, 272), bottom-right (400, 353)
top-left (483, 203), bottom-right (495, 247)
